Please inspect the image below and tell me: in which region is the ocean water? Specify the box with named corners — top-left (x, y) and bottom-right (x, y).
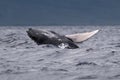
top-left (0, 26), bottom-right (120, 80)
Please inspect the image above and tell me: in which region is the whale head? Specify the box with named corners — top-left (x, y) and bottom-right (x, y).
top-left (26, 28), bottom-right (79, 49)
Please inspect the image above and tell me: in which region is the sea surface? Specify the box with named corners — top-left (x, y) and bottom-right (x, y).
top-left (0, 26), bottom-right (120, 80)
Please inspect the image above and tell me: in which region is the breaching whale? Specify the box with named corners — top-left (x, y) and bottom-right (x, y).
top-left (26, 28), bottom-right (99, 49)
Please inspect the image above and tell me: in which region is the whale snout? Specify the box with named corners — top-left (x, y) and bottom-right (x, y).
top-left (26, 28), bottom-right (41, 44)
top-left (26, 28), bottom-right (41, 38)
top-left (26, 28), bottom-right (33, 35)
top-left (26, 28), bottom-right (35, 34)
top-left (26, 28), bottom-right (50, 45)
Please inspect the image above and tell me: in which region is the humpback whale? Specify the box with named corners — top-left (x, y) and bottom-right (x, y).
top-left (26, 28), bottom-right (99, 49)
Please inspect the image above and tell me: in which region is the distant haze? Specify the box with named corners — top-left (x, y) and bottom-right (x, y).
top-left (0, 0), bottom-right (120, 26)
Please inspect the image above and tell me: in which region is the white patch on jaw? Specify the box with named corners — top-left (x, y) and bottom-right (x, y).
top-left (58, 43), bottom-right (69, 49)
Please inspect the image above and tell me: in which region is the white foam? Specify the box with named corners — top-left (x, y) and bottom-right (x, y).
top-left (58, 43), bottom-right (68, 49)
